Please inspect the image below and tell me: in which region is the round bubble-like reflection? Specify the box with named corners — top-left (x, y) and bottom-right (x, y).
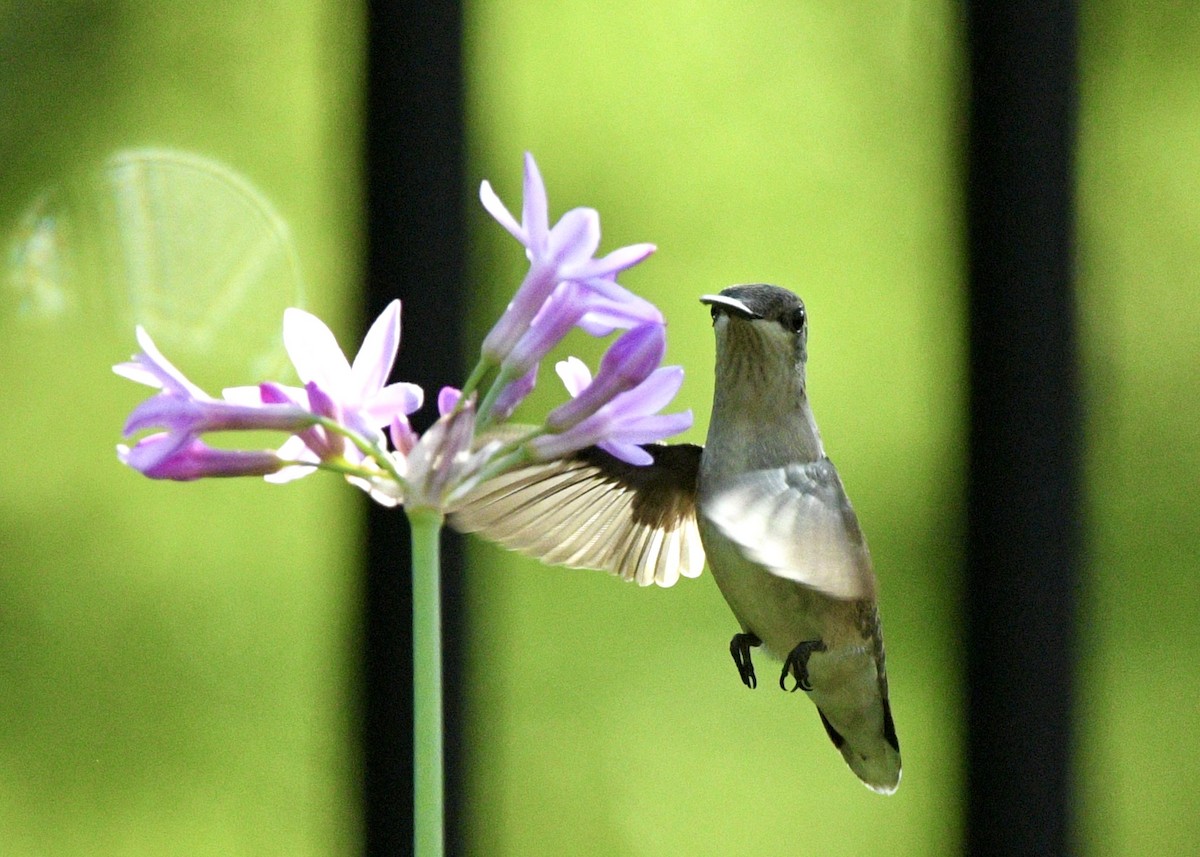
top-left (6, 149), bottom-right (305, 388)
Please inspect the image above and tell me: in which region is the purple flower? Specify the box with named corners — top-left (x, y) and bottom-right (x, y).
top-left (484, 282), bottom-right (667, 426)
top-left (114, 327), bottom-right (317, 479)
top-left (252, 380), bottom-right (351, 473)
top-left (437, 386), bottom-right (462, 416)
top-left (575, 279), bottom-right (673, 337)
top-left (247, 301), bottom-right (424, 483)
top-left (118, 435), bottom-right (285, 481)
top-left (390, 414), bottom-right (419, 457)
top-left (531, 355), bottom-right (693, 466)
top-left (500, 282), bottom-right (589, 379)
top-left (478, 153), bottom-right (660, 363)
top-left (545, 323), bottom-right (666, 431)
top-left (280, 300), bottom-right (423, 438)
top-left (488, 365), bottom-right (538, 423)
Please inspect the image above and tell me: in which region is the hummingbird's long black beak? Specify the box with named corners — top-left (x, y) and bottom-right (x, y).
top-left (699, 293), bottom-right (760, 320)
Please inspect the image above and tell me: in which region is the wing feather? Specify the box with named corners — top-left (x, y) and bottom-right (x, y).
top-left (701, 457), bottom-right (875, 600)
top-left (449, 444), bottom-right (705, 588)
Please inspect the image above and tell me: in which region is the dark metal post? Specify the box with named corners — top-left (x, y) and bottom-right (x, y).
top-left (965, 3), bottom-right (1079, 855)
top-left (363, 1), bottom-right (465, 853)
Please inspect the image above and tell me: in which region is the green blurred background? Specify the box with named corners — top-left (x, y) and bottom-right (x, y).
top-left (1, 2), bottom-right (1197, 855)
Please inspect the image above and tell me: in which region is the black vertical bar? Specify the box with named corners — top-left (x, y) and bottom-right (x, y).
top-left (364, 2), bottom-right (465, 855)
top-left (965, 3), bottom-right (1079, 855)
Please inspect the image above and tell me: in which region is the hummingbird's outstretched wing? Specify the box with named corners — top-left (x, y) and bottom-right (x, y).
top-left (701, 458), bottom-right (875, 601)
top-left (449, 443), bottom-right (705, 587)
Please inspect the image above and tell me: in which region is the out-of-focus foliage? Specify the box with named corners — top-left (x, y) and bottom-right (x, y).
top-left (464, 3), bottom-right (965, 854)
top-left (1077, 2), bottom-right (1200, 853)
top-left (0, 5), bottom-right (364, 855)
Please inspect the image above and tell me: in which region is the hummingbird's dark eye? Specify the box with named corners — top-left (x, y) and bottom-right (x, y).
top-left (786, 306), bottom-right (806, 333)
top-left (710, 305), bottom-right (719, 324)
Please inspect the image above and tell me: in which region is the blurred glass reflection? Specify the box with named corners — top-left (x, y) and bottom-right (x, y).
top-left (0, 6), bottom-right (363, 855)
top-left (7, 149), bottom-right (303, 388)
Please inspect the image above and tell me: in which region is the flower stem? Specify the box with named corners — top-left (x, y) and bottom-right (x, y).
top-left (311, 416), bottom-right (408, 487)
top-left (459, 357), bottom-right (493, 401)
top-left (407, 506), bottom-right (445, 857)
top-left (474, 370), bottom-right (509, 429)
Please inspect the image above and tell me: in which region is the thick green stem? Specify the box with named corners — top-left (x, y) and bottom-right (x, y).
top-left (407, 507), bottom-right (445, 857)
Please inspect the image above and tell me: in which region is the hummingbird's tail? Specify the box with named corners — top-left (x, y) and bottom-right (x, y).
top-left (815, 696), bottom-right (901, 794)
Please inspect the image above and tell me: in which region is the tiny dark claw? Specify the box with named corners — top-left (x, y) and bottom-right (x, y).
top-left (729, 633), bottom-right (762, 690)
top-left (780, 639), bottom-right (826, 693)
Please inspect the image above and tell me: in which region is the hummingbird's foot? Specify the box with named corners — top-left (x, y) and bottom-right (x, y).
top-left (780, 639), bottom-right (827, 692)
top-left (729, 633), bottom-right (762, 689)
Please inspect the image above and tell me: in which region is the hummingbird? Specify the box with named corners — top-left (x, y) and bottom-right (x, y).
top-left (450, 283), bottom-right (901, 794)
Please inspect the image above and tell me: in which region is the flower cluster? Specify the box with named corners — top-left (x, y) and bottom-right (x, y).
top-left (115, 154), bottom-right (692, 510)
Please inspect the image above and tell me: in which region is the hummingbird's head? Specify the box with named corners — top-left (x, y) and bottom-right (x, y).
top-left (700, 284), bottom-right (809, 386)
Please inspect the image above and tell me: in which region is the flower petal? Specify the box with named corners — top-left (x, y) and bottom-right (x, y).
top-left (119, 431), bottom-right (191, 473)
top-left (352, 300), bottom-right (401, 397)
top-left (489, 364), bottom-right (538, 422)
top-left (575, 290), bottom-right (664, 336)
top-left (223, 384), bottom-right (271, 405)
top-left (112, 359), bottom-right (165, 389)
top-left (122, 396), bottom-right (194, 436)
top-left (521, 152), bottom-right (549, 252)
top-left (596, 324), bottom-right (666, 387)
top-left (390, 414), bottom-right (419, 455)
top-left (480, 179), bottom-right (526, 245)
top-left (606, 409), bottom-right (694, 445)
top-left (607, 365), bottom-right (684, 418)
top-left (546, 324), bottom-right (666, 430)
top-left (554, 357), bottom-right (592, 398)
top-left (597, 440), bottom-right (654, 466)
top-left (265, 435), bottom-right (321, 483)
top-left (479, 266), bottom-right (561, 363)
top-left (364, 381), bottom-right (425, 425)
top-left (547, 208), bottom-right (601, 270)
top-left (350, 473), bottom-right (405, 508)
top-left (438, 386), bottom-right (462, 416)
top-left (257, 382), bottom-right (304, 406)
top-left (570, 243), bottom-right (657, 281)
top-left (134, 440), bottom-right (285, 481)
top-left (113, 327), bottom-right (208, 398)
top-left (123, 392), bottom-right (314, 437)
top-left (283, 308), bottom-right (354, 393)
top-left (502, 282), bottom-right (588, 376)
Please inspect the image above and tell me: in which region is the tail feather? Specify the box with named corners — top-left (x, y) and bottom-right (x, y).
top-left (817, 703), bottom-right (902, 794)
